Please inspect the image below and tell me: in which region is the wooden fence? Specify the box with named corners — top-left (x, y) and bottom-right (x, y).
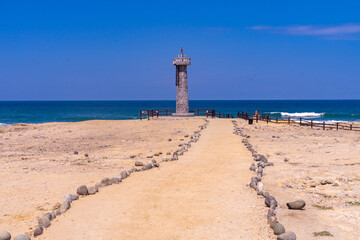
top-left (139, 109), bottom-right (234, 120)
top-left (237, 112), bottom-right (360, 131)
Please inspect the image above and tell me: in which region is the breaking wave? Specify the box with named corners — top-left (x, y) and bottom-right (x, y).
top-left (269, 112), bottom-right (324, 118)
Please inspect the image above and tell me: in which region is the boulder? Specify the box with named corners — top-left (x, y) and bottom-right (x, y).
top-left (277, 232), bottom-right (297, 240)
top-left (273, 222), bottom-right (286, 235)
top-left (33, 225), bottom-right (43, 237)
top-left (0, 231), bottom-right (11, 240)
top-left (146, 154), bottom-right (153, 158)
top-left (77, 185), bottom-right (88, 195)
top-left (286, 200), bottom-right (306, 210)
top-left (101, 177), bottom-right (112, 186)
top-left (88, 186), bottom-right (98, 195)
top-left (13, 235), bottom-right (31, 240)
top-left (153, 162), bottom-right (160, 168)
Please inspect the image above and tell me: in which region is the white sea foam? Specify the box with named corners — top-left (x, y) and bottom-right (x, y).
top-left (0, 123), bottom-right (7, 126)
top-left (271, 112), bottom-right (324, 118)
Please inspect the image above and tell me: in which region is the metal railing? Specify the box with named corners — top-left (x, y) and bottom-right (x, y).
top-left (237, 112), bottom-right (360, 131)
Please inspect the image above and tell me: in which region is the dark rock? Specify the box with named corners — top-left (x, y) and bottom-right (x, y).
top-left (166, 152), bottom-right (171, 155)
top-left (0, 231), bottom-right (11, 240)
top-left (111, 177), bottom-right (120, 184)
top-left (151, 159), bottom-right (157, 163)
top-left (284, 158), bottom-right (290, 162)
top-left (76, 185), bottom-right (88, 195)
top-left (130, 155), bottom-right (136, 158)
top-left (13, 234), bottom-right (31, 240)
top-left (153, 162), bottom-right (160, 168)
top-left (73, 151), bottom-right (78, 155)
top-left (277, 231), bottom-right (297, 240)
top-left (266, 162), bottom-right (274, 167)
top-left (286, 200), bottom-right (306, 210)
top-left (255, 154), bottom-right (268, 163)
top-left (33, 225), bottom-right (43, 237)
top-left (52, 210), bottom-right (61, 218)
top-left (273, 222), bottom-right (286, 235)
top-left (84, 153), bottom-right (89, 157)
top-left (38, 215), bottom-right (51, 228)
top-left (142, 163), bottom-right (153, 170)
top-left (44, 212), bottom-right (52, 221)
top-left (95, 182), bottom-right (104, 189)
top-left (249, 163), bottom-right (256, 171)
top-left (270, 199), bottom-right (278, 210)
top-left (88, 186), bottom-right (98, 195)
top-left (267, 208), bottom-right (276, 219)
top-left (258, 190), bottom-right (269, 198)
top-left (120, 170), bottom-right (128, 179)
top-left (249, 181), bottom-right (257, 189)
top-left (265, 196), bottom-right (277, 207)
top-left (168, 138), bottom-right (172, 141)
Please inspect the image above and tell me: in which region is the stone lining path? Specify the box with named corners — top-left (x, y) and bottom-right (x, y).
top-left (39, 119), bottom-right (273, 240)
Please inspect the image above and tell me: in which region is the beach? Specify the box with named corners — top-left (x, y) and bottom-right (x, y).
top-left (0, 117), bottom-right (359, 239)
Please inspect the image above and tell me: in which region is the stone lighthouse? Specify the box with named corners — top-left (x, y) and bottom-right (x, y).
top-left (172, 48), bottom-right (194, 117)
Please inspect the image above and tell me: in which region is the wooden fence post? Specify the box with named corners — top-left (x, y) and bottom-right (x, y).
top-left (336, 123), bottom-right (339, 130)
top-left (300, 118), bottom-right (302, 126)
top-left (166, 109), bottom-right (168, 116)
top-left (148, 110), bottom-right (150, 120)
top-left (311, 120), bottom-right (313, 128)
top-left (323, 122), bottom-right (325, 130)
top-left (256, 115), bottom-right (258, 123)
top-left (288, 117), bottom-right (290, 124)
top-left (350, 124), bottom-right (353, 130)
top-left (140, 110), bottom-right (142, 120)
top-left (266, 116), bottom-right (269, 124)
top-left (276, 117), bottom-right (278, 123)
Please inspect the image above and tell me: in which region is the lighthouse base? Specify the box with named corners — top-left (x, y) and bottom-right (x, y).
top-left (172, 112), bottom-right (194, 117)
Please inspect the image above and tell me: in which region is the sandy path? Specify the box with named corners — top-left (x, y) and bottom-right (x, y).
top-left (39, 119), bottom-right (273, 240)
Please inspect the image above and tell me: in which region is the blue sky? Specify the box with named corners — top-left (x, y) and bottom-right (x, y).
top-left (0, 0), bottom-right (359, 100)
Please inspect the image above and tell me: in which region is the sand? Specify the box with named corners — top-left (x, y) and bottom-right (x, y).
top-left (238, 119), bottom-right (360, 239)
top-left (0, 118), bottom-right (204, 236)
top-left (1, 117), bottom-right (359, 239)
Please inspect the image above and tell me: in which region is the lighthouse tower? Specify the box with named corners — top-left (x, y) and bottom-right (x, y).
top-left (172, 48), bottom-right (194, 117)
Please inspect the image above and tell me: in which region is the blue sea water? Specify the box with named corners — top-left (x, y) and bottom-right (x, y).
top-left (0, 100), bottom-right (360, 125)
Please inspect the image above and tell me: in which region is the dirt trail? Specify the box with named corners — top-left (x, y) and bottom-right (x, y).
top-left (39, 119), bottom-right (273, 240)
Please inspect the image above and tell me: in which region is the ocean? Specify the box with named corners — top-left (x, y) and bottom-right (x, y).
top-left (0, 100), bottom-right (359, 125)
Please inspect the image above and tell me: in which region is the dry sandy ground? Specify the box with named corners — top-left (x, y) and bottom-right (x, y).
top-left (0, 118), bottom-right (205, 236)
top-left (38, 119), bottom-right (274, 240)
top-left (237, 119), bottom-right (360, 240)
